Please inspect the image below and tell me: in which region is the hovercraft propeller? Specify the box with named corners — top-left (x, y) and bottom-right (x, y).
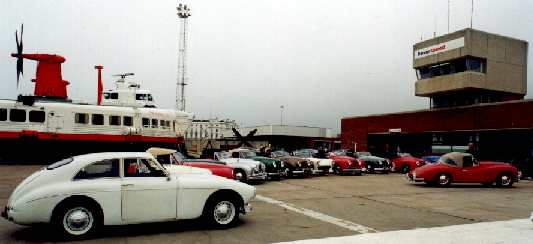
top-left (14, 24), bottom-right (24, 87)
top-left (232, 128), bottom-right (257, 148)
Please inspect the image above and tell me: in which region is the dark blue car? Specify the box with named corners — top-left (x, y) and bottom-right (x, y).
top-left (422, 155), bottom-right (440, 164)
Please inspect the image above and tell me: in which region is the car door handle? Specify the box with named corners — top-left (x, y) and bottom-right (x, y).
top-left (122, 183), bottom-right (135, 187)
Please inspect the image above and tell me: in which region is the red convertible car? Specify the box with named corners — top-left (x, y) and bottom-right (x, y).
top-left (180, 159), bottom-right (235, 180)
top-left (330, 155), bottom-right (365, 175)
top-left (147, 148), bottom-right (235, 180)
top-left (408, 152), bottom-right (520, 187)
top-left (392, 153), bottom-right (425, 174)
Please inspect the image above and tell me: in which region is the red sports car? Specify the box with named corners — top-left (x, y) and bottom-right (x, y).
top-left (147, 147), bottom-right (235, 180)
top-left (392, 153), bottom-right (425, 173)
top-left (329, 155), bottom-right (365, 175)
top-left (408, 152), bottom-right (520, 187)
top-left (180, 159), bottom-right (235, 180)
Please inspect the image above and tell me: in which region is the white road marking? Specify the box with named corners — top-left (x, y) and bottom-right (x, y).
top-left (274, 218), bottom-right (533, 244)
top-left (255, 194), bottom-right (377, 234)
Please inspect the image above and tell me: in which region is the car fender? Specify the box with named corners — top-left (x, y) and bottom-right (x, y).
top-left (10, 179), bottom-right (122, 225)
top-left (176, 174), bottom-right (255, 219)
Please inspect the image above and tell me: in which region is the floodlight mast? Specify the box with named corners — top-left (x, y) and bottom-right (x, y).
top-left (176, 3), bottom-right (191, 111)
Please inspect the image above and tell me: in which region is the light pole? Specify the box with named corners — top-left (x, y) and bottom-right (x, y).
top-left (280, 105), bottom-right (284, 126)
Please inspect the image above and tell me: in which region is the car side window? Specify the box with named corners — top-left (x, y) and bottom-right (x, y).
top-left (463, 156), bottom-right (473, 168)
top-left (74, 159), bottom-right (119, 180)
top-left (124, 158), bottom-right (166, 177)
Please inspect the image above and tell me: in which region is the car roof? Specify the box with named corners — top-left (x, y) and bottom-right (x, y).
top-left (74, 152), bottom-right (154, 162)
top-left (146, 147), bottom-right (177, 156)
top-left (441, 152), bottom-right (473, 167)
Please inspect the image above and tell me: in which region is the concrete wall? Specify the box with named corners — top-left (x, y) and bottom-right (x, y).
top-left (413, 28), bottom-right (528, 97)
top-left (224, 125), bottom-right (333, 138)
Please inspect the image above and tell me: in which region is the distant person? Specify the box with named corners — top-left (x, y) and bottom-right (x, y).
top-left (466, 143), bottom-right (479, 158)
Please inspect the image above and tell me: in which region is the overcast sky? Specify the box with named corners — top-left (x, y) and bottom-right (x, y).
top-left (1, 0), bottom-right (532, 133)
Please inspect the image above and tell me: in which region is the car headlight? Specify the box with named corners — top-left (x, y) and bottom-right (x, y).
top-left (297, 162), bottom-right (301, 167)
top-left (416, 161), bottom-right (421, 166)
top-left (280, 161), bottom-right (285, 167)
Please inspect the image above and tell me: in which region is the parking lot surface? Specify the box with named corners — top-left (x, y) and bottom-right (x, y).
top-left (1, 165), bottom-right (532, 243)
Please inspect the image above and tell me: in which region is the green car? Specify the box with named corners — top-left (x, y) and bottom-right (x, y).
top-left (229, 148), bottom-right (286, 180)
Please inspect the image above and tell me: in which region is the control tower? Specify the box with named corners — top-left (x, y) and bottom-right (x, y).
top-left (413, 28), bottom-right (528, 108)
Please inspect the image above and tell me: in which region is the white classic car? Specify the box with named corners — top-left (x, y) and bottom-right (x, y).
top-left (214, 151), bottom-right (267, 182)
top-left (292, 150), bottom-right (333, 175)
top-left (2, 152), bottom-right (255, 238)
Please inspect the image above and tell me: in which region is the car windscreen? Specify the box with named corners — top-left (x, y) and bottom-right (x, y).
top-left (294, 151), bottom-right (311, 157)
top-left (46, 157), bottom-right (74, 170)
top-left (273, 151), bottom-right (290, 157)
top-left (438, 156), bottom-right (457, 166)
top-left (217, 151), bottom-right (230, 159)
top-left (242, 151), bottom-right (257, 157)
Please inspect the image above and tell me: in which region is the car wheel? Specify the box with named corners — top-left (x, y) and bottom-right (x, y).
top-left (435, 173), bottom-right (452, 187)
top-left (53, 201), bottom-right (101, 239)
top-left (333, 164), bottom-right (342, 175)
top-left (401, 164), bottom-right (410, 174)
top-left (496, 173), bottom-right (514, 188)
top-left (203, 197), bottom-right (239, 228)
top-left (233, 170), bottom-right (247, 182)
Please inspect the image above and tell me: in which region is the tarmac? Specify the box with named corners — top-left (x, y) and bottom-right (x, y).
top-left (1, 165), bottom-right (532, 243)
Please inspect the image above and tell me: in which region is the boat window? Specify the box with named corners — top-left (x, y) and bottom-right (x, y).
top-left (9, 109), bottom-right (26, 122)
top-left (103, 93), bottom-right (110, 99)
top-left (160, 120), bottom-right (165, 128)
top-left (142, 118), bottom-right (150, 127)
top-left (110, 93), bottom-right (118, 99)
top-left (47, 157), bottom-right (74, 170)
top-left (109, 115), bottom-right (121, 126)
top-left (123, 116), bottom-right (133, 126)
top-left (29, 110), bottom-right (45, 123)
top-left (75, 113), bottom-right (89, 124)
top-left (0, 108), bottom-right (7, 121)
top-left (74, 159), bottom-right (120, 180)
top-left (92, 114), bottom-right (104, 125)
top-left (147, 94), bottom-right (153, 101)
top-left (124, 158), bottom-right (166, 177)
top-left (152, 119), bottom-right (158, 128)
top-left (136, 94), bottom-right (147, 101)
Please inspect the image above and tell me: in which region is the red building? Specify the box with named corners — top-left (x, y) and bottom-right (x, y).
top-left (341, 28), bottom-right (531, 167)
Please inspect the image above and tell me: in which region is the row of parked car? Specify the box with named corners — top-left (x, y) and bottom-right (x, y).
top-left (151, 147), bottom-right (425, 182)
top-left (155, 147), bottom-right (522, 189)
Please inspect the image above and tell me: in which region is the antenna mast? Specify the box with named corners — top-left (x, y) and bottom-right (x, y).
top-left (176, 3), bottom-right (191, 111)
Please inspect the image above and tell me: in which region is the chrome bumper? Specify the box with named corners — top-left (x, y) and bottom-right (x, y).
top-left (406, 173), bottom-right (425, 183)
top-left (249, 172), bottom-right (267, 180)
top-left (243, 203), bottom-right (252, 214)
top-left (342, 168), bottom-right (362, 174)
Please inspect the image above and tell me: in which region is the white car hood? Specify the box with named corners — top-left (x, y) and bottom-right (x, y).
top-left (163, 164), bottom-right (212, 175)
top-left (220, 158), bottom-right (260, 167)
top-left (308, 157), bottom-right (333, 167)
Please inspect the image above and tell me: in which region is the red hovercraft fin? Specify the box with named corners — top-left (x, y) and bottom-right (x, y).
top-left (11, 24), bottom-right (69, 99)
top-left (95, 66), bottom-right (104, 105)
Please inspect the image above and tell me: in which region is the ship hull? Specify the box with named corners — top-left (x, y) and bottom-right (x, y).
top-left (0, 131), bottom-right (186, 163)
